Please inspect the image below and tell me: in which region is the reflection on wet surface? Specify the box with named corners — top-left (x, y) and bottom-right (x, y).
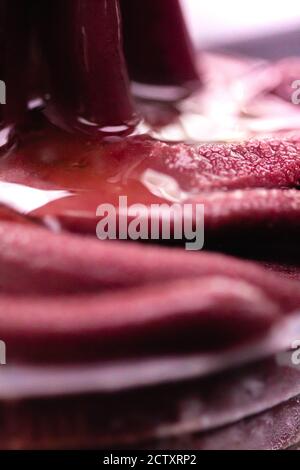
top-left (0, 54), bottom-right (299, 229)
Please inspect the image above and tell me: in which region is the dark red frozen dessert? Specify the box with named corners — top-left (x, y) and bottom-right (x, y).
top-left (37, 0), bottom-right (138, 136)
top-left (121, 0), bottom-right (201, 98)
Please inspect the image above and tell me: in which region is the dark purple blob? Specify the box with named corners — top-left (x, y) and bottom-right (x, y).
top-left (38, 0), bottom-right (138, 137)
top-left (121, 0), bottom-right (201, 99)
top-left (0, 0), bottom-right (30, 149)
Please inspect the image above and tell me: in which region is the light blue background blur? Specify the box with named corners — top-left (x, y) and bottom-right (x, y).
top-left (182, 0), bottom-right (300, 46)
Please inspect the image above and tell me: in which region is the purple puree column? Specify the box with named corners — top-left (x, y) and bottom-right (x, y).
top-left (0, 0), bottom-right (30, 149)
top-left (121, 0), bottom-right (201, 99)
top-left (40, 0), bottom-right (138, 137)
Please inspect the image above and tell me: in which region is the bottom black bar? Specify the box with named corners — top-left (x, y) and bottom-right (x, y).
top-left (0, 450), bottom-right (293, 466)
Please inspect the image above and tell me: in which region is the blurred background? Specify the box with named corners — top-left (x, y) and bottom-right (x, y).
top-left (182, 0), bottom-right (300, 58)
